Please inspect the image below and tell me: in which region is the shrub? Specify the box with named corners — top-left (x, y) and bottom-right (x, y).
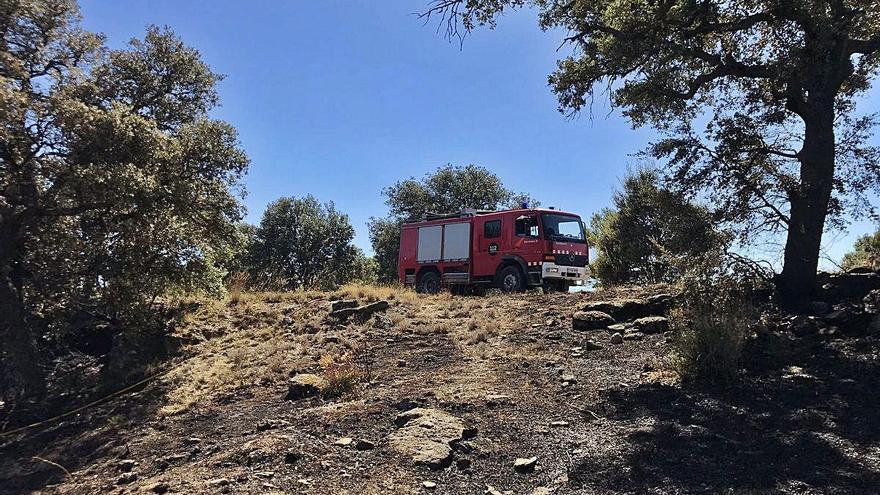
top-left (319, 351), bottom-right (368, 399)
top-left (669, 253), bottom-right (756, 386)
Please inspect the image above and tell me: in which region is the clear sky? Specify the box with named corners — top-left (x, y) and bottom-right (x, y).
top-left (78, 0), bottom-right (878, 268)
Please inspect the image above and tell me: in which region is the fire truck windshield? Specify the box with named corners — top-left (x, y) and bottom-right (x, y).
top-left (542, 214), bottom-right (585, 243)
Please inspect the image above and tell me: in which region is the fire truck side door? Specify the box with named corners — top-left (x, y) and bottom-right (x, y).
top-left (472, 217), bottom-right (503, 277)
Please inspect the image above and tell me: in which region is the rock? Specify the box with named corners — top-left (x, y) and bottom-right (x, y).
top-left (532, 488), bottom-right (553, 495)
top-left (864, 289), bottom-right (880, 313)
top-left (583, 340), bottom-right (603, 351)
top-left (610, 333), bottom-right (624, 345)
top-left (355, 439), bottom-right (375, 450)
top-left (147, 482), bottom-right (170, 494)
top-left (285, 374), bottom-right (328, 400)
top-left (117, 459), bottom-right (137, 472)
top-left (256, 418), bottom-right (290, 431)
top-left (646, 293), bottom-right (676, 312)
top-left (582, 299), bottom-right (654, 321)
top-left (818, 272), bottom-right (880, 303)
top-left (330, 300), bottom-right (390, 320)
top-left (632, 316), bottom-right (670, 334)
top-left (623, 331), bottom-right (644, 341)
top-left (810, 301), bottom-right (832, 316)
top-left (825, 307), bottom-right (872, 335)
top-left (789, 315), bottom-right (820, 337)
top-left (389, 408), bottom-right (470, 469)
top-left (486, 486), bottom-right (504, 495)
top-left (456, 458), bottom-right (472, 470)
top-left (514, 456), bottom-right (538, 473)
top-left (486, 394), bottom-right (511, 407)
top-left (397, 359), bottom-right (407, 367)
top-left (207, 478), bottom-right (230, 488)
top-left (330, 299), bottom-right (359, 311)
top-left (549, 420), bottom-right (569, 427)
top-left (334, 437), bottom-right (353, 447)
top-left (572, 311), bottom-right (615, 331)
top-left (423, 481), bottom-right (437, 489)
top-left (116, 472), bottom-right (138, 485)
top-left (283, 451), bottom-right (302, 464)
top-left (560, 373), bottom-right (576, 383)
top-left (607, 323), bottom-right (627, 332)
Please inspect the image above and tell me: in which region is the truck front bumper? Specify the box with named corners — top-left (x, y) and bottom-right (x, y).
top-left (541, 261), bottom-right (591, 285)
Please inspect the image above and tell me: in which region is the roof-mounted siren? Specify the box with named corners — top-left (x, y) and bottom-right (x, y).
top-left (548, 206), bottom-right (555, 210)
top-left (521, 201), bottom-right (529, 209)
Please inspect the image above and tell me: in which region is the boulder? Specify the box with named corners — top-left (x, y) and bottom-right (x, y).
top-left (330, 299), bottom-right (358, 312)
top-left (330, 300), bottom-right (390, 321)
top-left (810, 301), bottom-right (832, 316)
top-left (824, 306), bottom-right (872, 335)
top-left (610, 333), bottom-right (624, 345)
top-left (388, 408), bottom-right (470, 469)
top-left (572, 311), bottom-right (615, 331)
top-left (632, 316), bottom-right (670, 334)
top-left (285, 374), bottom-right (327, 400)
top-left (817, 272), bottom-right (880, 303)
top-left (581, 298), bottom-right (659, 321)
top-left (789, 315), bottom-right (820, 337)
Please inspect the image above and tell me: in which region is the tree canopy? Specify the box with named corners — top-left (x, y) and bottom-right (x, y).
top-left (589, 168), bottom-right (728, 285)
top-left (842, 229), bottom-right (880, 271)
top-left (247, 196), bottom-right (360, 290)
top-left (1, 0), bottom-right (248, 398)
top-left (421, 0), bottom-right (880, 305)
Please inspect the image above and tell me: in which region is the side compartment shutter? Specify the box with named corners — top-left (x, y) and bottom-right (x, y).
top-left (442, 222), bottom-right (471, 261)
top-left (417, 225), bottom-right (442, 262)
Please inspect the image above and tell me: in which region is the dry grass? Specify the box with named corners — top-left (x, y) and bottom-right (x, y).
top-left (319, 351), bottom-right (367, 399)
top-left (157, 283), bottom-right (508, 414)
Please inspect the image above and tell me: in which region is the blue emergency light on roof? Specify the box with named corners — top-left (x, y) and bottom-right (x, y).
top-left (521, 201), bottom-right (528, 209)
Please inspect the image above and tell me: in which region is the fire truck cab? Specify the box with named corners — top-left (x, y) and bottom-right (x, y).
top-left (398, 208), bottom-right (590, 293)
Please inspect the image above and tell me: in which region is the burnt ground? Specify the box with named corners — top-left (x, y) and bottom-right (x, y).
top-left (1, 286), bottom-right (879, 494)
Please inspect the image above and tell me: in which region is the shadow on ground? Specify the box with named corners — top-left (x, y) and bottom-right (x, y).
top-left (570, 337), bottom-right (880, 494)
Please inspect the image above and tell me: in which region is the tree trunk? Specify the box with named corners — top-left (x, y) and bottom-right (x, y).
top-left (0, 216), bottom-right (46, 402)
top-left (778, 99), bottom-right (836, 308)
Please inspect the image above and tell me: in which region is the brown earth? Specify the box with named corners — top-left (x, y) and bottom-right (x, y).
top-left (1, 285), bottom-right (879, 495)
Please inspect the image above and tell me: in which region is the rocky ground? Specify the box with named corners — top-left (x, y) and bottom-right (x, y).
top-left (2, 281), bottom-right (880, 495)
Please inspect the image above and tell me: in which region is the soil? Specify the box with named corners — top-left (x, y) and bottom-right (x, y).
top-left (1, 286), bottom-right (879, 494)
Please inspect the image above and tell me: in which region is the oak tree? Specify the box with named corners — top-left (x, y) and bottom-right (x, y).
top-left (422, 0), bottom-right (880, 306)
top-left (1, 1), bottom-right (248, 398)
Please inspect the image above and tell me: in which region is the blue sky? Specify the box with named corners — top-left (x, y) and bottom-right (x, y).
top-left (79, 0), bottom-right (878, 268)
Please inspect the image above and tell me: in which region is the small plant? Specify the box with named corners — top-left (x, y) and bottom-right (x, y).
top-left (319, 350), bottom-right (368, 399)
top-left (669, 252), bottom-right (756, 386)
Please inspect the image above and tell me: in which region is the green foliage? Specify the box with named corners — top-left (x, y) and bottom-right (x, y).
top-left (348, 247), bottom-right (380, 285)
top-left (367, 217), bottom-right (402, 283)
top-left (370, 164), bottom-right (538, 282)
top-left (670, 253), bottom-right (756, 387)
top-left (384, 163), bottom-right (537, 219)
top-left (589, 168), bottom-right (727, 285)
top-left (1, 1), bottom-right (247, 397)
top-left (247, 196), bottom-right (358, 290)
top-left (842, 229), bottom-right (880, 271)
top-left (422, 0), bottom-right (880, 303)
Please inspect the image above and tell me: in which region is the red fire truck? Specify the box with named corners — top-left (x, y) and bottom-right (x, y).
top-left (398, 208), bottom-right (590, 293)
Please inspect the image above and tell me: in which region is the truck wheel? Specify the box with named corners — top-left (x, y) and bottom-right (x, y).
top-left (498, 265), bottom-right (524, 293)
top-left (417, 271), bottom-right (441, 294)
